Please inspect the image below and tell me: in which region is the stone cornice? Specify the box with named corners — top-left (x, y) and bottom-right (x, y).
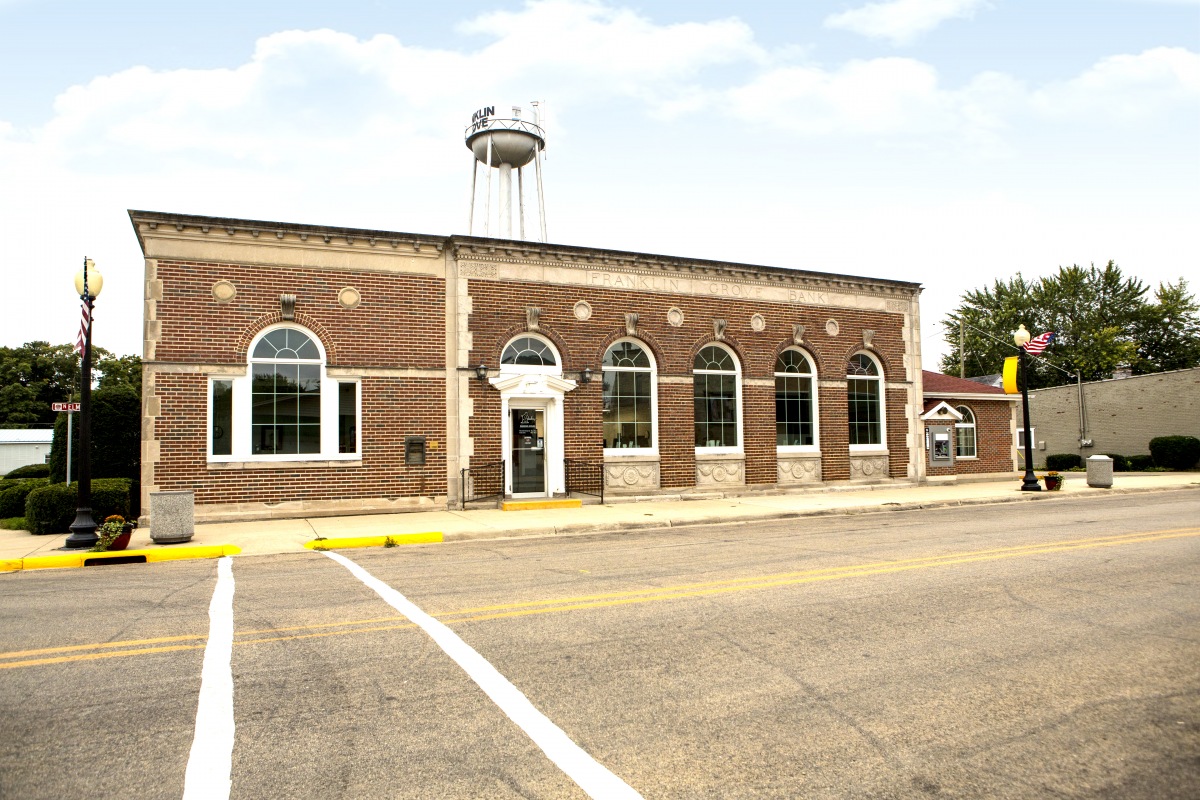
top-left (448, 235), bottom-right (921, 301)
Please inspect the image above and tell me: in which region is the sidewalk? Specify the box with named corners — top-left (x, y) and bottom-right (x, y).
top-left (4, 472), bottom-right (1196, 567)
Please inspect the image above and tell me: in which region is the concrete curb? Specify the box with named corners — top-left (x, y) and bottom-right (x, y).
top-left (304, 533), bottom-right (443, 550)
top-left (1, 544), bottom-right (242, 572)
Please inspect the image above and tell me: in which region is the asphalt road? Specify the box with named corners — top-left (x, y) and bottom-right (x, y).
top-left (2, 490), bottom-right (1198, 799)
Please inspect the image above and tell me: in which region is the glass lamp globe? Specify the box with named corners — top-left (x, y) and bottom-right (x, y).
top-left (73, 259), bottom-right (103, 299)
top-left (1013, 324), bottom-right (1030, 347)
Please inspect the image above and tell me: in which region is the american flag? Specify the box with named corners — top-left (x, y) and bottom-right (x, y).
top-left (1023, 331), bottom-right (1055, 355)
top-left (74, 300), bottom-right (90, 357)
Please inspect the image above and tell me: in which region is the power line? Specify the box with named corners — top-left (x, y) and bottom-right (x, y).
top-left (954, 317), bottom-right (1075, 377)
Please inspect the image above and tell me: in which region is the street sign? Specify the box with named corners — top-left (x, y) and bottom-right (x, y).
top-left (52, 402), bottom-right (81, 412)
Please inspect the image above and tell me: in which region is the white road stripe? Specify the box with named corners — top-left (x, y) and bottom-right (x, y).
top-left (183, 556), bottom-right (236, 800)
top-left (323, 550), bottom-right (642, 800)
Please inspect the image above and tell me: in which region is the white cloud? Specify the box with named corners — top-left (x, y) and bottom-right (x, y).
top-left (824, 0), bottom-right (992, 46)
top-left (1032, 46), bottom-right (1200, 122)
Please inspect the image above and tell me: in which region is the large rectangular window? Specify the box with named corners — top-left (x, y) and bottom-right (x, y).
top-left (694, 372), bottom-right (738, 447)
top-left (603, 370), bottom-right (652, 448)
top-left (252, 363), bottom-right (321, 455)
top-left (775, 375), bottom-right (814, 446)
top-left (847, 377), bottom-right (882, 446)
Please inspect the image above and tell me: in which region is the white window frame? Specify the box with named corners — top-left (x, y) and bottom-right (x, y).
top-left (602, 338), bottom-right (658, 457)
top-left (693, 343), bottom-right (743, 455)
top-left (1017, 427), bottom-right (1036, 449)
top-left (955, 405), bottom-right (977, 459)
top-left (207, 324), bottom-right (362, 463)
top-left (847, 351), bottom-right (887, 453)
top-left (774, 348), bottom-right (820, 454)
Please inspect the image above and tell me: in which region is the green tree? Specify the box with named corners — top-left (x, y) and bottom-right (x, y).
top-left (0, 341), bottom-right (81, 427)
top-left (941, 262), bottom-right (1200, 388)
top-left (1133, 280), bottom-right (1200, 373)
top-left (96, 352), bottom-right (142, 395)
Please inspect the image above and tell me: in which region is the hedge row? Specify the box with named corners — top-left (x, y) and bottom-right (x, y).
top-left (1045, 436), bottom-right (1199, 472)
top-left (0, 478), bottom-right (49, 518)
top-left (3, 463), bottom-right (50, 480)
top-left (24, 479), bottom-right (133, 535)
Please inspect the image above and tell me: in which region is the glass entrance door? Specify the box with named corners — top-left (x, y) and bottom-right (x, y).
top-left (510, 408), bottom-right (546, 494)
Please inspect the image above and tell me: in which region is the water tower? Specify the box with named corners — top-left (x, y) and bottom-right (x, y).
top-left (465, 103), bottom-right (547, 241)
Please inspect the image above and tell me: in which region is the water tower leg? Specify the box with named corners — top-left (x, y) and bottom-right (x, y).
top-left (483, 136), bottom-right (493, 236)
top-left (534, 144), bottom-right (548, 242)
top-left (498, 162), bottom-right (513, 239)
top-left (467, 158), bottom-right (478, 235)
top-left (517, 166), bottom-right (526, 240)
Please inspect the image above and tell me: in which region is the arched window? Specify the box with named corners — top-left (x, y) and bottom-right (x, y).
top-left (694, 344), bottom-right (740, 449)
top-left (501, 336), bottom-right (557, 367)
top-left (252, 328), bottom-right (323, 455)
top-left (208, 325), bottom-right (360, 461)
top-left (847, 353), bottom-right (885, 448)
top-left (955, 405), bottom-right (977, 458)
top-left (602, 340), bottom-right (656, 451)
top-left (775, 349), bottom-right (817, 449)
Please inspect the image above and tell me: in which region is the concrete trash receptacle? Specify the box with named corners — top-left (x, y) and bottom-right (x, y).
top-left (150, 490), bottom-right (195, 543)
top-left (1087, 455), bottom-right (1114, 488)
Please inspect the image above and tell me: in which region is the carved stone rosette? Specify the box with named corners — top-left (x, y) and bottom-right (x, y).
top-left (776, 456), bottom-right (822, 484)
top-left (849, 455), bottom-right (889, 480)
top-left (695, 458), bottom-right (744, 486)
top-left (603, 462), bottom-right (660, 490)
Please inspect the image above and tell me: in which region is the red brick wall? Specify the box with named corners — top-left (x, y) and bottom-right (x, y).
top-left (924, 398), bottom-right (1015, 476)
top-left (154, 261), bottom-right (444, 368)
top-left (149, 260), bottom-right (447, 506)
top-left (466, 278), bottom-right (909, 487)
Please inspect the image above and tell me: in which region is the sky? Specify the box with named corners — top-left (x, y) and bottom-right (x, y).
top-left (1, 0), bottom-right (1197, 374)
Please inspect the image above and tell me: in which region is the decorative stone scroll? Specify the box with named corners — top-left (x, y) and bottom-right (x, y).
top-left (280, 294), bottom-right (296, 320)
top-left (526, 306), bottom-right (541, 331)
top-left (625, 313), bottom-right (639, 336)
top-left (862, 329), bottom-right (875, 348)
top-left (792, 324), bottom-right (806, 346)
top-left (713, 319), bottom-right (727, 341)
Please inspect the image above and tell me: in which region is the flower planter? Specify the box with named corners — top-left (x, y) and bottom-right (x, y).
top-left (1043, 476), bottom-right (1063, 491)
top-left (108, 525), bottom-right (134, 551)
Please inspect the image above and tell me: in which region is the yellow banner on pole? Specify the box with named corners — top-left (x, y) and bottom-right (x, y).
top-left (1003, 356), bottom-right (1019, 394)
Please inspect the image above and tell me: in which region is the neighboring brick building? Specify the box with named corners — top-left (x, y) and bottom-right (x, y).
top-left (920, 371), bottom-right (1019, 479)
top-left (132, 209), bottom-right (952, 522)
top-left (1027, 367), bottom-right (1200, 467)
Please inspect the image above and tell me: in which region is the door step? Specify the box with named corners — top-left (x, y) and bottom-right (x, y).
top-left (501, 498), bottom-right (583, 511)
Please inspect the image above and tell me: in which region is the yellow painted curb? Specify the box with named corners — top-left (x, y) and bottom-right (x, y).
top-left (3, 545), bottom-right (242, 572)
top-left (304, 532), bottom-right (443, 550)
top-left (502, 499), bottom-right (583, 511)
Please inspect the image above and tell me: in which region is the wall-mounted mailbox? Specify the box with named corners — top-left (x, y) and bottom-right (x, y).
top-left (405, 436), bottom-right (426, 466)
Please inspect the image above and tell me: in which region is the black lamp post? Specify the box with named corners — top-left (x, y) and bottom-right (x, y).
top-left (1013, 324), bottom-right (1042, 492)
top-left (64, 257), bottom-right (104, 549)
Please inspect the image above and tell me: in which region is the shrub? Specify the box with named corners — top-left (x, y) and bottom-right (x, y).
top-left (1046, 453), bottom-right (1082, 471)
top-left (1149, 436), bottom-right (1200, 470)
top-left (25, 478), bottom-right (132, 536)
top-left (4, 463), bottom-right (50, 479)
top-left (1102, 454), bottom-right (1130, 472)
top-left (0, 478), bottom-right (49, 518)
top-left (1127, 454), bottom-right (1155, 471)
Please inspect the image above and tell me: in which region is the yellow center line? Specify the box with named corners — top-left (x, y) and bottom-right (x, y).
top-left (4, 528), bottom-right (1196, 671)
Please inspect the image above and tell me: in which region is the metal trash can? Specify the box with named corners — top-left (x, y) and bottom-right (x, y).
top-left (1086, 455), bottom-right (1114, 488)
top-left (150, 490), bottom-right (195, 543)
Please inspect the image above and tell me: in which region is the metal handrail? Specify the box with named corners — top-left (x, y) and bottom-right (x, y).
top-left (563, 458), bottom-right (605, 504)
top-left (461, 461), bottom-right (505, 509)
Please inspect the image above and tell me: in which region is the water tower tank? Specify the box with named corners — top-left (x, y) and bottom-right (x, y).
top-left (465, 104), bottom-right (547, 241)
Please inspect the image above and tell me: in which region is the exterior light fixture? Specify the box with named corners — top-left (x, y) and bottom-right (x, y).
top-left (581, 366), bottom-right (592, 384)
top-left (1012, 324), bottom-right (1042, 492)
top-left (475, 363), bottom-right (489, 381)
top-left (65, 257), bottom-right (104, 549)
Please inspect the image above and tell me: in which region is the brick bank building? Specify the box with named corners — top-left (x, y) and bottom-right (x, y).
top-left (131, 209), bottom-right (1017, 522)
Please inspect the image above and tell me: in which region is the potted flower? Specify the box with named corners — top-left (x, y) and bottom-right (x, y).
top-left (1043, 471), bottom-right (1063, 491)
top-left (92, 515), bottom-right (135, 552)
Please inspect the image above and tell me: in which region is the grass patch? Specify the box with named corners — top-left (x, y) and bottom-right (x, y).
top-left (0, 517), bottom-right (29, 531)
